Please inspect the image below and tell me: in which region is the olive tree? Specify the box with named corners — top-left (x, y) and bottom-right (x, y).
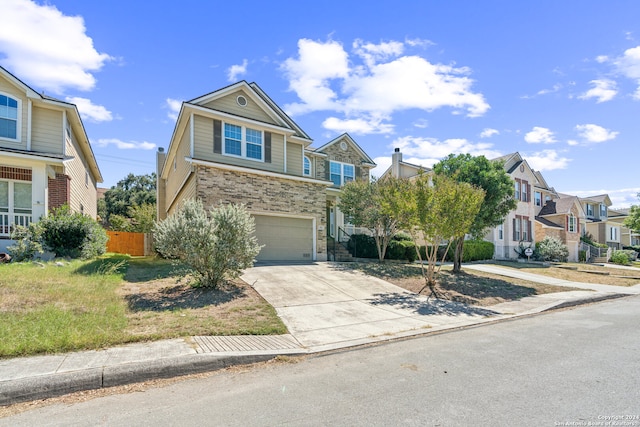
top-left (154, 199), bottom-right (262, 288)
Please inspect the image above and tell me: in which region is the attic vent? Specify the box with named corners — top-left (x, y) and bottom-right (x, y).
top-left (236, 95), bottom-right (248, 107)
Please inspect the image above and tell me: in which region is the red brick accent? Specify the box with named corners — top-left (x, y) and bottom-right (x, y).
top-left (48, 173), bottom-right (71, 210)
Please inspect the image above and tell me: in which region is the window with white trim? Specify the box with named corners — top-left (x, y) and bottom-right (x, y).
top-left (568, 213), bottom-right (577, 233)
top-left (223, 123), bottom-right (263, 161)
top-left (534, 191), bottom-right (542, 207)
top-left (610, 226), bottom-right (618, 241)
top-left (303, 156), bottom-right (311, 176)
top-left (600, 204), bottom-right (607, 218)
top-left (586, 204), bottom-right (593, 217)
top-left (498, 224), bottom-right (503, 240)
top-left (0, 94), bottom-right (19, 140)
top-left (0, 180), bottom-right (32, 235)
top-left (514, 217), bottom-right (521, 241)
top-left (329, 161), bottom-right (354, 187)
top-left (514, 180), bottom-right (520, 200)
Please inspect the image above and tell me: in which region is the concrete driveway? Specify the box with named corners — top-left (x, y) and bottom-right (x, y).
top-left (241, 263), bottom-right (497, 351)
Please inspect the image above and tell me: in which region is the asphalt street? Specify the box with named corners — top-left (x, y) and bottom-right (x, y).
top-left (2, 295), bottom-right (639, 426)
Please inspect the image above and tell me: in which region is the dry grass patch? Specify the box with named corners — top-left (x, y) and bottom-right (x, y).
top-left (340, 262), bottom-right (585, 306)
top-left (493, 261), bottom-right (640, 286)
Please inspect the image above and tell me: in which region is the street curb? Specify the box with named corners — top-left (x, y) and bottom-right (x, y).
top-left (0, 353), bottom-right (281, 406)
top-left (541, 292), bottom-right (631, 312)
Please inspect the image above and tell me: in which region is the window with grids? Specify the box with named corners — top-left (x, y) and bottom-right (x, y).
top-left (223, 123), bottom-right (262, 160)
top-left (303, 156), bottom-right (311, 176)
top-left (0, 94), bottom-right (18, 140)
top-left (568, 213), bottom-right (577, 233)
top-left (330, 161), bottom-right (355, 186)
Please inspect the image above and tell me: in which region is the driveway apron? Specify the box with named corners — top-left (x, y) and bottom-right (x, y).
top-left (241, 263), bottom-right (497, 350)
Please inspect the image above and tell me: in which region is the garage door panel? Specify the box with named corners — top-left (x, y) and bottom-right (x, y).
top-left (253, 215), bottom-right (313, 261)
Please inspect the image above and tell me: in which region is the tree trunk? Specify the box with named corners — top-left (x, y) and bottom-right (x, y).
top-left (452, 238), bottom-right (464, 273)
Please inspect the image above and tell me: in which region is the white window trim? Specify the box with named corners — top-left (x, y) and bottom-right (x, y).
top-left (534, 191), bottom-right (542, 207)
top-left (330, 160), bottom-right (355, 187)
top-left (303, 156), bottom-right (312, 176)
top-left (222, 121), bottom-right (264, 162)
top-left (568, 213), bottom-right (576, 233)
top-left (0, 91), bottom-right (22, 143)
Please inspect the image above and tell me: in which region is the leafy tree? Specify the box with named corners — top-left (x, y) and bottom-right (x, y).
top-left (154, 199), bottom-right (262, 288)
top-left (338, 176), bottom-right (413, 261)
top-left (433, 154), bottom-right (517, 273)
top-left (103, 173), bottom-right (156, 226)
top-left (402, 174), bottom-right (485, 297)
top-left (624, 193), bottom-right (640, 233)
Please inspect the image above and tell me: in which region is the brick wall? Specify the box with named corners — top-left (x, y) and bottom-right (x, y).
top-left (48, 173), bottom-right (71, 210)
top-left (196, 165), bottom-right (327, 258)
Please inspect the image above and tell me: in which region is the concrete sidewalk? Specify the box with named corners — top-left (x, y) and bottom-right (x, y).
top-left (2, 262), bottom-right (639, 406)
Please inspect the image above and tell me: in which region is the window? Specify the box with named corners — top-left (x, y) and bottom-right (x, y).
top-left (610, 227), bottom-right (618, 241)
top-left (514, 181), bottom-right (520, 201)
top-left (568, 213), bottom-right (576, 233)
top-left (534, 191), bottom-right (542, 207)
top-left (0, 180), bottom-right (32, 235)
top-left (303, 156), bottom-right (311, 176)
top-left (85, 171), bottom-right (89, 187)
top-left (0, 94), bottom-right (19, 140)
top-left (223, 123), bottom-right (262, 160)
top-left (514, 217), bottom-right (521, 241)
top-left (600, 204), bottom-right (607, 218)
top-left (513, 215), bottom-right (531, 242)
top-left (521, 181), bottom-right (528, 203)
top-left (498, 224), bottom-right (503, 240)
top-left (586, 204), bottom-right (593, 217)
top-left (329, 161), bottom-right (355, 187)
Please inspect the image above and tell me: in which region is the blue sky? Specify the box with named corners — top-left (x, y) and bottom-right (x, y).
top-left (1, 0), bottom-right (639, 207)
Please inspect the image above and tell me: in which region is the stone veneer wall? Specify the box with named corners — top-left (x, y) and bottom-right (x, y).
top-left (196, 165), bottom-right (327, 259)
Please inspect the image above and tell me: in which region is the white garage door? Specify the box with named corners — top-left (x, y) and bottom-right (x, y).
top-left (253, 215), bottom-right (313, 261)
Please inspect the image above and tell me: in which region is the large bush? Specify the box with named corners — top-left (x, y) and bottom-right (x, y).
top-left (610, 250), bottom-right (635, 265)
top-left (346, 234), bottom-right (378, 258)
top-left (386, 239), bottom-right (416, 262)
top-left (418, 240), bottom-right (494, 263)
top-left (536, 236), bottom-right (569, 262)
top-left (9, 206), bottom-right (107, 260)
top-left (154, 199), bottom-right (261, 288)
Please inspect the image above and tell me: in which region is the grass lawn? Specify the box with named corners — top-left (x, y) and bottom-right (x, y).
top-left (341, 262), bottom-right (593, 306)
top-left (0, 255), bottom-right (286, 358)
top-left (492, 261), bottom-right (640, 286)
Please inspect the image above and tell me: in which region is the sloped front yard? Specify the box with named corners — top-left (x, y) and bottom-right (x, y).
top-left (0, 256), bottom-right (286, 358)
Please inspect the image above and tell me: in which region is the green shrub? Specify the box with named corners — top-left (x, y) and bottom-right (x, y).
top-left (39, 206), bottom-right (108, 259)
top-left (610, 250), bottom-right (636, 265)
top-left (392, 231), bottom-right (413, 242)
top-left (7, 224), bottom-right (43, 262)
top-left (385, 239), bottom-right (416, 262)
top-left (536, 236), bottom-right (569, 262)
top-left (460, 240), bottom-right (494, 262)
top-left (347, 234), bottom-right (378, 258)
top-left (578, 250), bottom-right (587, 263)
top-left (154, 199), bottom-right (261, 288)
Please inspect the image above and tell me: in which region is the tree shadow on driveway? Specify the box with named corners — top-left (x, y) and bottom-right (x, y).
top-left (367, 292), bottom-right (499, 317)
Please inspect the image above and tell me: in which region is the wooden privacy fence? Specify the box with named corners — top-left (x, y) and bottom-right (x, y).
top-left (106, 231), bottom-right (153, 256)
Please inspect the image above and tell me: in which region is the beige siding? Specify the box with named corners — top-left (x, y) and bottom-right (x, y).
top-left (167, 174), bottom-right (196, 217)
top-left (286, 141), bottom-right (303, 176)
top-left (64, 130), bottom-right (97, 218)
top-left (31, 106), bottom-right (63, 153)
top-left (164, 121), bottom-right (193, 213)
top-left (201, 90), bottom-right (277, 125)
top-left (192, 114), bottom-right (285, 173)
top-left (0, 76), bottom-right (28, 150)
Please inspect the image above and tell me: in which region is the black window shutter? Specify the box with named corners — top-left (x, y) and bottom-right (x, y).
top-left (513, 218), bottom-right (516, 241)
top-left (325, 160), bottom-right (330, 181)
top-left (213, 119), bottom-right (222, 154)
top-left (265, 132), bottom-right (271, 163)
top-left (528, 221), bottom-right (532, 242)
top-left (355, 166), bottom-right (361, 181)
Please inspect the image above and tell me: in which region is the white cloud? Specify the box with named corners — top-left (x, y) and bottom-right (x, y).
top-left (392, 135), bottom-right (502, 161)
top-left (281, 38), bottom-right (489, 135)
top-left (524, 127), bottom-right (556, 144)
top-left (322, 115), bottom-right (394, 135)
top-left (227, 59), bottom-right (248, 82)
top-left (524, 150), bottom-right (571, 171)
top-left (94, 138), bottom-right (156, 150)
top-left (0, 0), bottom-right (111, 94)
top-left (370, 156), bottom-right (392, 179)
top-left (614, 46), bottom-right (640, 79)
top-left (575, 124), bottom-right (618, 143)
top-left (480, 128), bottom-right (499, 138)
top-left (66, 96), bottom-right (112, 122)
top-left (165, 98), bottom-right (182, 120)
top-left (579, 79), bottom-right (617, 103)
top-left (596, 55), bottom-right (609, 63)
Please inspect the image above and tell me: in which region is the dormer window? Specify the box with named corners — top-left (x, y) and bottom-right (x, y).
top-left (303, 156), bottom-right (311, 176)
top-left (0, 94), bottom-right (19, 141)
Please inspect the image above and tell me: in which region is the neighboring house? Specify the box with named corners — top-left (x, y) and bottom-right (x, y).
top-left (486, 153), bottom-right (537, 260)
top-left (0, 66), bottom-right (102, 251)
top-left (577, 194), bottom-right (618, 249)
top-left (535, 195), bottom-right (585, 262)
top-left (156, 81), bottom-right (375, 262)
top-left (382, 147), bottom-right (431, 180)
top-left (607, 208), bottom-right (638, 247)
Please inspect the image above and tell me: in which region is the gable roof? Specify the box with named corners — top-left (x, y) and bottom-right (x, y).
top-left (535, 216), bottom-right (564, 229)
top-left (315, 133), bottom-right (376, 166)
top-left (579, 194), bottom-right (612, 206)
top-left (186, 80), bottom-right (312, 144)
top-left (538, 195), bottom-right (584, 218)
top-left (0, 66), bottom-right (103, 183)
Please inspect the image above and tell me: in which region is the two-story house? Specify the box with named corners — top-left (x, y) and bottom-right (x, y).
top-left (0, 66), bottom-right (102, 251)
top-left (156, 81), bottom-right (375, 262)
top-left (578, 194), bottom-right (619, 249)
